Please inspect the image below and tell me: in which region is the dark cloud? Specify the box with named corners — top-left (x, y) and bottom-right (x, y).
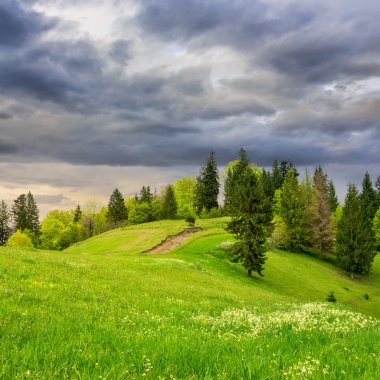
top-left (0, 0), bottom-right (54, 48)
top-left (34, 194), bottom-right (71, 204)
top-left (0, 112), bottom-right (12, 120)
top-left (0, 139), bottom-right (18, 154)
top-left (110, 39), bottom-right (131, 65)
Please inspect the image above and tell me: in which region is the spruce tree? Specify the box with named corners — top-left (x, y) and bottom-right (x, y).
top-left (327, 179), bottom-right (339, 212)
top-left (0, 201), bottom-right (11, 246)
top-left (227, 166), bottom-right (272, 277)
top-left (271, 159), bottom-right (283, 190)
top-left (138, 186), bottom-right (153, 204)
top-left (73, 205), bottom-right (82, 223)
top-left (360, 172), bottom-right (377, 221)
top-left (309, 169), bottom-right (334, 255)
top-left (107, 188), bottom-right (128, 223)
top-left (375, 175), bottom-right (380, 209)
top-left (162, 184), bottom-right (178, 219)
top-left (262, 168), bottom-right (275, 201)
top-left (26, 192), bottom-right (40, 233)
top-left (280, 168), bottom-right (307, 251)
top-left (12, 192), bottom-right (40, 233)
top-left (195, 151), bottom-right (219, 214)
top-left (224, 148), bottom-right (249, 213)
top-left (336, 184), bottom-right (376, 276)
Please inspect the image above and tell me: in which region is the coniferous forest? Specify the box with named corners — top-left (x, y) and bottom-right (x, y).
top-left (1, 149), bottom-right (379, 279)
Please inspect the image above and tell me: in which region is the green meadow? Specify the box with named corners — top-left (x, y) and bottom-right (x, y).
top-left (0, 218), bottom-right (379, 379)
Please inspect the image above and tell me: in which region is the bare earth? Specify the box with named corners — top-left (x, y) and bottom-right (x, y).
top-left (143, 228), bottom-right (202, 254)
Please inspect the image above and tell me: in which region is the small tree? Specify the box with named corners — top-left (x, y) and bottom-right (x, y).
top-left (107, 188), bottom-right (128, 224)
top-left (327, 179), bottom-right (339, 212)
top-left (7, 230), bottom-right (33, 248)
top-left (227, 165), bottom-right (272, 277)
top-left (336, 184), bottom-right (376, 276)
top-left (0, 201), bottom-right (11, 246)
top-left (195, 151), bottom-right (219, 214)
top-left (73, 204), bottom-right (82, 223)
top-left (162, 184), bottom-right (178, 219)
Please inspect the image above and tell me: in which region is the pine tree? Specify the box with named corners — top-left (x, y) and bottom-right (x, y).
top-left (280, 169), bottom-right (307, 251)
top-left (0, 201), bottom-right (11, 246)
top-left (12, 194), bottom-right (27, 231)
top-left (224, 148), bottom-right (249, 213)
top-left (262, 168), bottom-right (275, 200)
top-left (271, 159), bottom-right (283, 190)
top-left (360, 172), bottom-right (377, 221)
top-left (327, 179), bottom-right (339, 212)
top-left (107, 188), bottom-right (128, 223)
top-left (375, 175), bottom-right (380, 209)
top-left (138, 186), bottom-right (153, 204)
top-left (195, 151), bottom-right (219, 214)
top-left (73, 204), bottom-right (82, 223)
top-left (227, 166), bottom-right (272, 277)
top-left (309, 169), bottom-right (334, 255)
top-left (280, 160), bottom-right (299, 180)
top-left (26, 192), bottom-right (40, 233)
top-left (12, 192), bottom-right (40, 233)
top-left (162, 184), bottom-right (178, 219)
top-left (336, 184), bottom-right (376, 277)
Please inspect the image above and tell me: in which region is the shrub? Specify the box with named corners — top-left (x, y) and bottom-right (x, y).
top-left (185, 215), bottom-right (195, 227)
top-left (326, 291), bottom-right (337, 303)
top-left (6, 230), bottom-right (33, 248)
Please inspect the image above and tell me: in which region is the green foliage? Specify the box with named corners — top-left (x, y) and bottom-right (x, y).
top-left (185, 215), bottom-right (195, 227)
top-left (327, 180), bottom-right (339, 212)
top-left (40, 210), bottom-right (86, 250)
top-left (106, 188), bottom-right (128, 224)
top-left (308, 169), bottom-right (334, 255)
top-left (373, 207), bottom-right (380, 251)
top-left (360, 171), bottom-right (377, 221)
top-left (326, 291), bottom-right (337, 303)
top-left (227, 166), bottom-right (272, 277)
top-left (173, 177), bottom-right (197, 218)
top-left (82, 199), bottom-right (108, 237)
top-left (11, 192), bottom-right (40, 233)
top-left (138, 185), bottom-right (153, 204)
top-left (127, 198), bottom-right (152, 224)
top-left (0, 200), bottom-right (11, 246)
top-left (270, 215), bottom-right (290, 249)
top-left (279, 169), bottom-right (307, 251)
top-left (162, 184), bottom-right (178, 219)
top-left (73, 204), bottom-right (82, 223)
top-left (195, 151), bottom-right (219, 214)
top-left (336, 184), bottom-right (376, 275)
top-left (6, 229), bottom-right (33, 248)
top-left (224, 148), bottom-right (249, 213)
top-left (271, 159), bottom-right (283, 190)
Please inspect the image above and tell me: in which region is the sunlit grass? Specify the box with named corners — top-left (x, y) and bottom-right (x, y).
top-left (0, 218), bottom-right (379, 379)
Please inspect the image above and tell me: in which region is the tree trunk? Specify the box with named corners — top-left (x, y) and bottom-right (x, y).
top-left (248, 269), bottom-right (252, 277)
top-left (350, 272), bottom-right (355, 279)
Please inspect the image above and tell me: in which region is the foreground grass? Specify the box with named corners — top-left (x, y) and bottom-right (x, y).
top-left (0, 218), bottom-right (379, 379)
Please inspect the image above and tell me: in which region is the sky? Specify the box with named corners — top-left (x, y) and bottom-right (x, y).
top-left (1, 0), bottom-right (379, 216)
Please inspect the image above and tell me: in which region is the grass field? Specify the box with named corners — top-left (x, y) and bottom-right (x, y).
top-left (0, 218), bottom-right (379, 379)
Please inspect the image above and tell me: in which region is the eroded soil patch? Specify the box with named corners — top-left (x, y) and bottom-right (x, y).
top-left (143, 228), bottom-right (202, 254)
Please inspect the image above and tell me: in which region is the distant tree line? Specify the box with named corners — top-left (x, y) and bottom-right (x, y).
top-left (1, 150), bottom-right (379, 280)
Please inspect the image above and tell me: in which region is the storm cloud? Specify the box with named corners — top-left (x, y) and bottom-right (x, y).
top-left (0, 0), bottom-right (379, 211)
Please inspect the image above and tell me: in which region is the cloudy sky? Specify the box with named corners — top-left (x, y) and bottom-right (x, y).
top-left (1, 0), bottom-right (379, 216)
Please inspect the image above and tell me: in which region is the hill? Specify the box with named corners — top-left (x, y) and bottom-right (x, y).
top-left (0, 218), bottom-right (379, 379)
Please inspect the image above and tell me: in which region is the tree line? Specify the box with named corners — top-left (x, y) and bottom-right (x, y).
top-left (1, 150), bottom-right (379, 279)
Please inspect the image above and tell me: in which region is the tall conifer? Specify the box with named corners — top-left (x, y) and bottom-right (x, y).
top-left (0, 201), bottom-right (11, 246)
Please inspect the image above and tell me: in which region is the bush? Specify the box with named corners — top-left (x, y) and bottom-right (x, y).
top-left (326, 291), bottom-right (337, 303)
top-left (6, 230), bottom-right (33, 248)
top-left (185, 215), bottom-right (195, 227)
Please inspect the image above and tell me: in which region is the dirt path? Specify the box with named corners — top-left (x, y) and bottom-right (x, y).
top-left (143, 228), bottom-right (202, 254)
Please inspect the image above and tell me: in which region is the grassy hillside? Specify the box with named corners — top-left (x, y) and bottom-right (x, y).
top-left (0, 218), bottom-right (379, 379)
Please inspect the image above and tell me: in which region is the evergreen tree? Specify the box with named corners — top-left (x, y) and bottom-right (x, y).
top-left (162, 184), bottom-right (178, 219)
top-left (375, 175), bottom-right (380, 209)
top-left (26, 192), bottom-right (40, 234)
top-left (280, 169), bottom-right (307, 251)
top-left (138, 186), bottom-right (153, 204)
top-left (195, 151), bottom-right (219, 214)
top-left (327, 179), bottom-right (339, 212)
top-left (336, 184), bottom-right (376, 276)
top-left (224, 148), bottom-right (249, 213)
top-left (73, 204), bottom-right (82, 223)
top-left (107, 188), bottom-right (128, 223)
top-left (0, 201), bottom-right (11, 246)
top-left (271, 159), bottom-right (283, 190)
top-left (262, 168), bottom-right (275, 200)
top-left (360, 172), bottom-right (377, 221)
top-left (309, 169), bottom-right (334, 255)
top-left (280, 160), bottom-right (299, 180)
top-left (12, 192), bottom-right (39, 233)
top-left (227, 166), bottom-right (272, 277)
